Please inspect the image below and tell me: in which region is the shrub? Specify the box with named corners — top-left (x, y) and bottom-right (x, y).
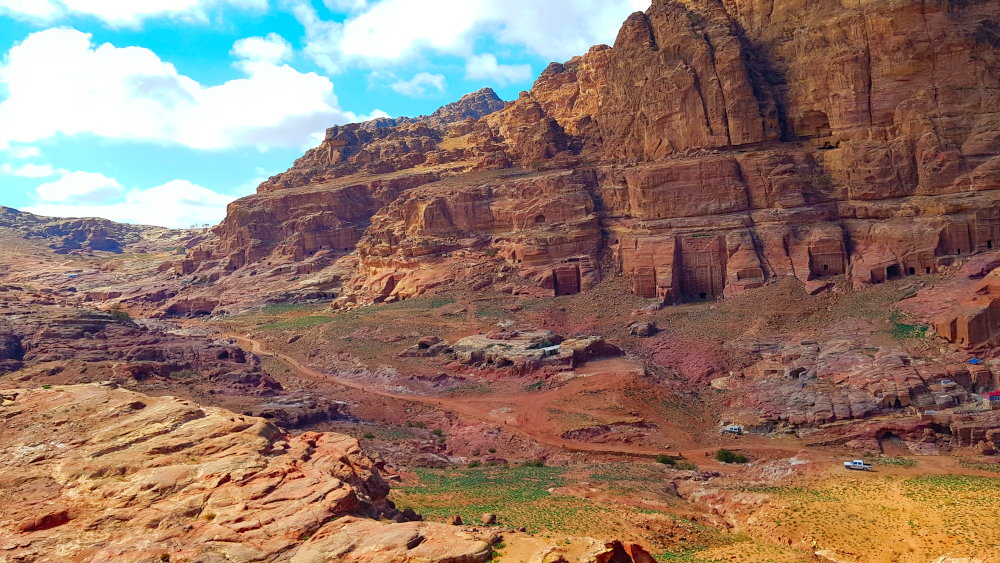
top-left (467, 460), bottom-right (482, 468)
top-left (521, 459), bottom-right (545, 468)
top-left (655, 454), bottom-right (677, 466)
top-left (363, 433), bottom-right (375, 440)
top-left (674, 461), bottom-right (698, 471)
top-left (431, 429), bottom-right (444, 437)
top-left (169, 369), bottom-right (199, 380)
top-left (488, 448), bottom-right (497, 454)
top-left (715, 449), bottom-right (748, 464)
top-left (109, 303), bottom-right (131, 323)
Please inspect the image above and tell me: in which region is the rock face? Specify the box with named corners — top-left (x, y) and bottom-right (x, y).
top-left (168, 0), bottom-right (1000, 313)
top-left (450, 329), bottom-right (621, 372)
top-left (0, 383), bottom-right (493, 562)
top-left (0, 206), bottom-right (204, 254)
top-left (0, 298), bottom-right (356, 429)
top-left (0, 307), bottom-right (279, 396)
top-left (902, 252), bottom-right (1000, 349)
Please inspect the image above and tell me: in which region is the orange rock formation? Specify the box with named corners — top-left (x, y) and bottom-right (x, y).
top-left (162, 0), bottom-right (1000, 313)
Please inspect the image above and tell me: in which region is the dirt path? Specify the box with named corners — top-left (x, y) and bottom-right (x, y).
top-left (229, 333), bottom-right (820, 465)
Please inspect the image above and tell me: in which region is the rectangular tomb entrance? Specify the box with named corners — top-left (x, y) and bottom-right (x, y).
top-left (679, 235), bottom-right (727, 300)
top-left (553, 265), bottom-right (581, 296)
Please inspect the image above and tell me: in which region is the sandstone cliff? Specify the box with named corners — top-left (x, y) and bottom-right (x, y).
top-left (166, 0), bottom-right (1000, 312)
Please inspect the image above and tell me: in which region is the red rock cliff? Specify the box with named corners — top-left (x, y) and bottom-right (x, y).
top-left (167, 0), bottom-right (1000, 312)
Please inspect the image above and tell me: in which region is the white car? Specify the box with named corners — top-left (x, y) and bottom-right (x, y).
top-left (843, 460), bottom-right (873, 471)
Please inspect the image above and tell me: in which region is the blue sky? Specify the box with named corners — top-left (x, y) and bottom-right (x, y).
top-left (0, 0), bottom-right (647, 227)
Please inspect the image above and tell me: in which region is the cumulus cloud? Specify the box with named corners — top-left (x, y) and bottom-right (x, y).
top-left (0, 0), bottom-right (267, 28)
top-left (35, 170), bottom-right (124, 203)
top-left (0, 28), bottom-right (380, 151)
top-left (465, 54), bottom-right (531, 86)
top-left (232, 33), bottom-right (292, 66)
top-left (8, 146), bottom-right (42, 159)
top-left (11, 163), bottom-right (56, 178)
top-left (391, 72), bottom-right (446, 97)
top-left (26, 171), bottom-right (242, 228)
top-left (289, 0), bottom-right (650, 76)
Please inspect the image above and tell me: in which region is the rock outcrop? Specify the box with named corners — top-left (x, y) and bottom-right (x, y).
top-left (0, 206), bottom-right (204, 254)
top-left (0, 383), bottom-right (493, 562)
top-left (166, 0), bottom-right (1000, 313)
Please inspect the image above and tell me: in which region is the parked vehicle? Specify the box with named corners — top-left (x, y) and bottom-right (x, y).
top-left (843, 459), bottom-right (873, 471)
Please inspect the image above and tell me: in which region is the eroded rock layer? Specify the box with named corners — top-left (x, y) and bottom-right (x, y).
top-left (167, 0), bottom-right (1000, 311)
top-left (0, 383), bottom-right (493, 562)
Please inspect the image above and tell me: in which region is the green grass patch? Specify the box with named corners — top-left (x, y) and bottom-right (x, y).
top-left (958, 459), bottom-right (1000, 473)
top-left (391, 466), bottom-right (610, 535)
top-left (902, 474), bottom-right (1000, 508)
top-left (868, 456), bottom-right (917, 468)
top-left (888, 311), bottom-right (928, 340)
top-left (260, 315), bottom-right (336, 331)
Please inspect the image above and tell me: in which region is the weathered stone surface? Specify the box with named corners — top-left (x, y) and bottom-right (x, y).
top-left (0, 384), bottom-right (493, 562)
top-left (450, 329), bottom-right (620, 373)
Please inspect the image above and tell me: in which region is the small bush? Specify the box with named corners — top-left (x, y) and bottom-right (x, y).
top-left (521, 459), bottom-right (545, 468)
top-left (715, 449), bottom-right (748, 464)
top-left (169, 369), bottom-right (200, 380)
top-left (109, 303), bottom-right (131, 323)
top-left (363, 433), bottom-right (375, 440)
top-left (431, 429), bottom-right (444, 437)
top-left (488, 448), bottom-right (497, 454)
top-left (467, 460), bottom-right (482, 468)
top-left (655, 454), bottom-right (677, 466)
top-left (407, 421), bottom-right (427, 429)
top-left (674, 461), bottom-right (698, 471)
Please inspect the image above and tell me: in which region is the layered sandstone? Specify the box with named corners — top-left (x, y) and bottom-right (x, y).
top-left (164, 0), bottom-right (1000, 313)
top-left (0, 383), bottom-right (493, 562)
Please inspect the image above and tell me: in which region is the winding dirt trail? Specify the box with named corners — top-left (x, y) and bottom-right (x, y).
top-left (229, 333), bottom-right (813, 464)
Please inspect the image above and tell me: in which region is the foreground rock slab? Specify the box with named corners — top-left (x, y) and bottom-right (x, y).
top-left (0, 383), bottom-right (492, 562)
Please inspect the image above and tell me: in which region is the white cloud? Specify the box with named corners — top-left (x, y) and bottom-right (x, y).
top-left (232, 33), bottom-right (292, 66)
top-left (0, 0), bottom-right (267, 28)
top-left (465, 53), bottom-right (531, 86)
top-left (26, 171), bottom-right (241, 228)
top-left (9, 146), bottom-right (41, 159)
top-left (289, 0), bottom-right (651, 75)
top-left (391, 72), bottom-right (446, 97)
top-left (287, 0), bottom-right (345, 74)
top-left (323, 0), bottom-right (366, 12)
top-left (11, 163), bottom-right (56, 178)
top-left (35, 170), bottom-right (124, 203)
top-left (0, 28), bottom-right (381, 151)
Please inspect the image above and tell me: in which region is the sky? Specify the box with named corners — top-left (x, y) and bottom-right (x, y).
top-left (0, 0), bottom-right (649, 228)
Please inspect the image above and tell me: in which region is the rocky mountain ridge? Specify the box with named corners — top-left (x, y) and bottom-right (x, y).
top-left (0, 206), bottom-right (205, 254)
top-left (155, 0), bottom-right (999, 326)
